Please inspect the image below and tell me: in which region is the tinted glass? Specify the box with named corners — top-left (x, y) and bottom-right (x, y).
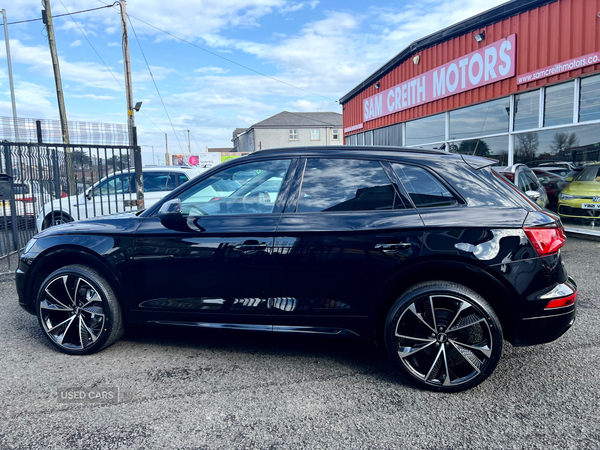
top-left (393, 164), bottom-right (457, 208)
top-left (449, 97), bottom-right (510, 139)
top-left (544, 81), bottom-right (574, 127)
top-left (579, 74), bottom-right (600, 122)
top-left (297, 159), bottom-right (404, 213)
top-left (13, 184), bottom-right (30, 195)
top-left (179, 159), bottom-right (291, 216)
top-left (143, 172), bottom-right (172, 192)
top-left (405, 114), bottom-right (445, 145)
top-left (514, 90), bottom-right (540, 131)
top-left (575, 165), bottom-right (600, 181)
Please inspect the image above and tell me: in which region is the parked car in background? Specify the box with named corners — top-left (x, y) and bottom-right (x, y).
top-left (538, 161), bottom-right (574, 171)
top-left (17, 147), bottom-right (577, 392)
top-left (35, 166), bottom-right (202, 232)
top-left (534, 166), bottom-right (571, 178)
top-left (494, 164), bottom-right (549, 208)
top-left (557, 166), bottom-right (587, 192)
top-left (531, 168), bottom-right (564, 211)
top-left (557, 163), bottom-right (600, 221)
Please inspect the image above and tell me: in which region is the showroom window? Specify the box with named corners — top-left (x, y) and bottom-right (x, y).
top-left (579, 74), bottom-right (600, 123)
top-left (450, 97), bottom-right (510, 139)
top-left (449, 136), bottom-right (508, 166)
top-left (311, 129), bottom-right (320, 140)
top-left (514, 90), bottom-right (540, 131)
top-left (392, 164), bottom-right (457, 208)
top-left (365, 130), bottom-right (373, 145)
top-left (373, 124), bottom-right (402, 146)
top-left (544, 81), bottom-right (574, 127)
top-left (405, 113), bottom-right (445, 146)
top-left (356, 133), bottom-right (364, 145)
top-left (289, 129), bottom-right (298, 141)
top-left (296, 159), bottom-right (405, 212)
top-left (513, 123), bottom-right (600, 165)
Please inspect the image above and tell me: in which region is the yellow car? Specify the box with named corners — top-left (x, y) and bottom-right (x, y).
top-left (557, 163), bottom-right (600, 220)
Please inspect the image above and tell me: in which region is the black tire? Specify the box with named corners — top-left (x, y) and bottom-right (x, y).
top-left (384, 281), bottom-right (503, 392)
top-left (36, 264), bottom-right (124, 355)
top-left (43, 212), bottom-right (72, 229)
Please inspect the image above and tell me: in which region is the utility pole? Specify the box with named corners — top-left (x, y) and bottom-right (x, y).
top-left (119, 0), bottom-right (143, 209)
top-left (2, 9), bottom-right (19, 141)
top-left (42, 0), bottom-right (74, 194)
top-left (165, 133), bottom-right (170, 165)
top-left (187, 130), bottom-right (191, 153)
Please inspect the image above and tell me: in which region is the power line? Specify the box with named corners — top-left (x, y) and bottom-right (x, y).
top-left (56, 0), bottom-right (167, 138)
top-left (5, 4), bottom-right (117, 25)
top-left (98, 1), bottom-right (338, 104)
top-left (127, 15), bottom-right (184, 153)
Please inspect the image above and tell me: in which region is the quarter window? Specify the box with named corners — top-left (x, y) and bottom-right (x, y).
top-left (311, 129), bottom-right (320, 140)
top-left (392, 164), bottom-right (457, 208)
top-left (296, 159), bottom-right (406, 213)
top-left (289, 129), bottom-right (298, 141)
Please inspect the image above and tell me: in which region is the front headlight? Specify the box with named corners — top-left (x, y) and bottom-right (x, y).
top-left (559, 193), bottom-right (575, 200)
top-left (23, 238), bottom-right (37, 255)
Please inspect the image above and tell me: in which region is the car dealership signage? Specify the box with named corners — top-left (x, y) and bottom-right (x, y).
top-left (363, 34), bottom-right (516, 122)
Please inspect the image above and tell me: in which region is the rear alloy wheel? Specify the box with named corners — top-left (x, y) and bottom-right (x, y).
top-left (385, 281), bottom-right (502, 392)
top-left (36, 265), bottom-right (124, 355)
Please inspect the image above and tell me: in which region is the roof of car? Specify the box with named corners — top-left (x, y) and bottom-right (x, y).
top-left (248, 146), bottom-right (447, 157)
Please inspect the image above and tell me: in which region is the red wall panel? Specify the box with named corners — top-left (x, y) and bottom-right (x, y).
top-left (342, 0), bottom-right (600, 137)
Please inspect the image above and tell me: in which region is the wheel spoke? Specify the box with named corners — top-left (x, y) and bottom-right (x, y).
top-left (445, 300), bottom-right (471, 331)
top-left (81, 291), bottom-right (100, 309)
top-left (398, 340), bottom-right (436, 359)
top-left (450, 339), bottom-right (492, 358)
top-left (395, 333), bottom-right (435, 342)
top-left (40, 299), bottom-right (72, 312)
top-left (407, 303), bottom-right (436, 333)
top-left (61, 275), bottom-right (75, 305)
top-left (54, 316), bottom-right (76, 345)
top-left (448, 316), bottom-right (485, 332)
top-left (441, 345), bottom-right (452, 386)
top-left (428, 296), bottom-right (438, 331)
top-left (44, 288), bottom-right (73, 311)
top-left (450, 341), bottom-right (483, 373)
top-left (425, 345), bottom-right (444, 381)
top-left (80, 318), bottom-right (100, 344)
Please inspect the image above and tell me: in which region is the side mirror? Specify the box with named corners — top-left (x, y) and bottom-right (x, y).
top-left (85, 187), bottom-right (92, 200)
top-left (525, 190), bottom-right (541, 201)
top-left (158, 198), bottom-right (199, 232)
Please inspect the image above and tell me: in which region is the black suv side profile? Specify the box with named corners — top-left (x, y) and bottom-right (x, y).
top-left (16, 147), bottom-right (577, 392)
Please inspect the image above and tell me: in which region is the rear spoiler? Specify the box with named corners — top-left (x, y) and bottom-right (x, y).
top-left (460, 154), bottom-right (499, 170)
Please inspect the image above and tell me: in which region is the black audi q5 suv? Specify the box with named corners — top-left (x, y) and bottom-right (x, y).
top-left (16, 147), bottom-right (577, 392)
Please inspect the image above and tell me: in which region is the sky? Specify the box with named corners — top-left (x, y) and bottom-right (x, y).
top-left (0, 0), bottom-right (508, 164)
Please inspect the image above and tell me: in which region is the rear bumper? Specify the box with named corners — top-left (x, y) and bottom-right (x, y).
top-left (513, 277), bottom-right (577, 346)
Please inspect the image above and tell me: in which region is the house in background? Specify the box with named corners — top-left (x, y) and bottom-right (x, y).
top-left (232, 111), bottom-right (343, 152)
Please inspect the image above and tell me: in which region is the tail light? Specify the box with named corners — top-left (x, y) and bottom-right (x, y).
top-left (545, 292), bottom-right (577, 309)
top-left (523, 225), bottom-right (567, 257)
top-left (499, 172), bottom-right (515, 182)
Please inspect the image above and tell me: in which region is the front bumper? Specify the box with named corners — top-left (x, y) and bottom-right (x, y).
top-left (558, 199), bottom-right (600, 219)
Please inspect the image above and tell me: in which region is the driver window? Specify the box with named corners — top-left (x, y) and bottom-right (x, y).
top-left (179, 159), bottom-right (291, 216)
top-left (93, 173), bottom-right (133, 197)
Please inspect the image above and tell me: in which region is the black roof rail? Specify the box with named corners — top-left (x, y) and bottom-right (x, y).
top-left (246, 146), bottom-right (448, 156)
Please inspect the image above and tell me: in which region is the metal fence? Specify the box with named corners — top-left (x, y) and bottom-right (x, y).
top-left (0, 140), bottom-right (139, 274)
top-left (1, 116), bottom-right (130, 146)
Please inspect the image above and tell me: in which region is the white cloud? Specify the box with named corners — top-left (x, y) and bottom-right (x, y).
top-left (71, 94), bottom-right (116, 101)
top-left (70, 40), bottom-right (82, 47)
top-left (195, 67), bottom-right (230, 74)
top-left (108, 42), bottom-right (120, 47)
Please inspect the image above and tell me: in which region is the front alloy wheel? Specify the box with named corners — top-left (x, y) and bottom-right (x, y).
top-left (385, 281), bottom-right (502, 392)
top-left (36, 265), bottom-right (123, 354)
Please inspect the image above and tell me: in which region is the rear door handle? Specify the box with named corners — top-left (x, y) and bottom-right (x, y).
top-left (375, 242), bottom-right (411, 254)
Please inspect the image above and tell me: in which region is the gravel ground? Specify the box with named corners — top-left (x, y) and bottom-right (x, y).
top-left (0, 237), bottom-right (598, 449)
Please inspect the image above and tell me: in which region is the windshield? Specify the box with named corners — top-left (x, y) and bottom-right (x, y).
top-left (574, 165), bottom-right (600, 182)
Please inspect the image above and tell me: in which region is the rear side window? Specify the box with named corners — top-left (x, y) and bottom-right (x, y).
top-left (297, 159), bottom-right (405, 212)
top-left (392, 164), bottom-right (457, 208)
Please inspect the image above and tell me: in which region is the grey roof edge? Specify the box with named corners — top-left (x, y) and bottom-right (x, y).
top-left (252, 111), bottom-right (342, 128)
top-left (339, 0), bottom-right (557, 105)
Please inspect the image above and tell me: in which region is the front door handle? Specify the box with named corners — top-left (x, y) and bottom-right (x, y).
top-left (234, 241), bottom-right (268, 254)
top-left (375, 242), bottom-right (411, 254)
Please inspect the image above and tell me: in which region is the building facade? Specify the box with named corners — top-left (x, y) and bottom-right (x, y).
top-left (340, 0), bottom-right (600, 168)
top-left (232, 111), bottom-right (343, 153)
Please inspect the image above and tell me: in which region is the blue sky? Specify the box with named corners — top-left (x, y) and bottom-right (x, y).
top-left (1, 0), bottom-right (506, 164)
